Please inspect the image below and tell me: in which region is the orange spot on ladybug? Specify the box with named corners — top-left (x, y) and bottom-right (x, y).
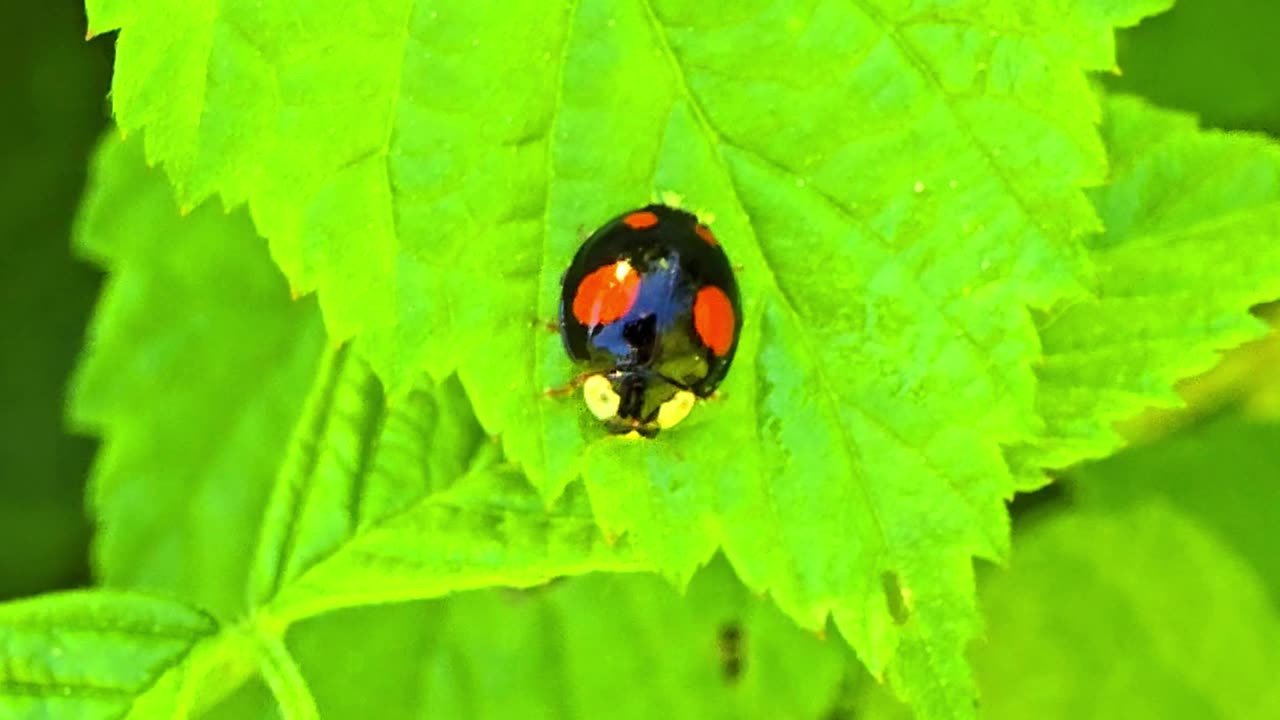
top-left (695, 224), bottom-right (719, 246)
top-left (573, 260), bottom-right (641, 327)
top-left (623, 210), bottom-right (660, 229)
top-left (694, 286), bottom-right (735, 357)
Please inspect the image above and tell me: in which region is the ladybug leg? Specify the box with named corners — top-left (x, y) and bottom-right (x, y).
top-left (527, 317), bottom-right (560, 334)
top-left (542, 371), bottom-right (593, 398)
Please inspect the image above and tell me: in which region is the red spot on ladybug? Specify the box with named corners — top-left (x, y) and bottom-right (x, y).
top-left (694, 285), bottom-right (735, 357)
top-left (623, 210), bottom-right (660, 229)
top-left (695, 224), bottom-right (718, 246)
top-left (572, 260), bottom-right (641, 327)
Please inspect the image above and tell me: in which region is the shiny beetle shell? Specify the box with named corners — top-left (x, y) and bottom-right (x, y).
top-left (558, 204), bottom-right (741, 437)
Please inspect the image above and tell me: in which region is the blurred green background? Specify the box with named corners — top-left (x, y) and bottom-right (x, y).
top-left (1, 1), bottom-right (110, 598)
top-left (1, 0), bottom-right (1278, 653)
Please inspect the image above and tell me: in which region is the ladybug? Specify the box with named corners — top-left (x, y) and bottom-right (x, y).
top-left (559, 203), bottom-right (742, 437)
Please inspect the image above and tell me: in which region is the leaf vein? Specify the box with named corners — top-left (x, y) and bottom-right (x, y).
top-left (847, 0), bottom-right (1073, 265)
top-left (639, 0), bottom-right (890, 577)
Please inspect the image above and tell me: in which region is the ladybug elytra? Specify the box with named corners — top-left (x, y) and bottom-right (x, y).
top-left (558, 204), bottom-right (742, 437)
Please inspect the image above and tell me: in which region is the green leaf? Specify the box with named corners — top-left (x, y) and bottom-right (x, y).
top-left (1071, 413), bottom-right (1280, 608)
top-left (69, 135), bottom-right (326, 619)
top-left (88, 1), bottom-right (1178, 713)
top-left (286, 559), bottom-right (852, 720)
top-left (973, 463), bottom-right (1280, 717)
top-left (0, 590), bottom-right (232, 720)
top-left (248, 346), bottom-right (645, 625)
top-left (1011, 95), bottom-right (1280, 485)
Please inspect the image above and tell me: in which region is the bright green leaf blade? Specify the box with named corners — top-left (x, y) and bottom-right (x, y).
top-left (68, 135), bottom-right (326, 620)
top-left (286, 558), bottom-right (853, 720)
top-left (1012, 95), bottom-right (1280, 485)
top-left (90, 1), bottom-right (1175, 714)
top-left (249, 347), bottom-right (644, 625)
top-left (0, 591), bottom-right (228, 720)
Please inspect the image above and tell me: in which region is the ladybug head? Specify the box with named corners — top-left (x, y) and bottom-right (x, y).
top-left (582, 371), bottom-right (696, 438)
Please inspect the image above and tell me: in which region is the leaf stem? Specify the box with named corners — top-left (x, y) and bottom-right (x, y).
top-left (248, 622), bottom-right (321, 720)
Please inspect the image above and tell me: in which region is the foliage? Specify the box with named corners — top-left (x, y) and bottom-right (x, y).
top-left (3, 1), bottom-right (1280, 719)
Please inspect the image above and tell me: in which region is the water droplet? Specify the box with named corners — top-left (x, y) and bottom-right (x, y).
top-left (913, 181), bottom-right (925, 193)
top-left (948, 179), bottom-right (958, 189)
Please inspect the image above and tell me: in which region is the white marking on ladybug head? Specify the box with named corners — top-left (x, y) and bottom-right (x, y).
top-left (656, 390), bottom-right (696, 429)
top-left (583, 374), bottom-right (620, 421)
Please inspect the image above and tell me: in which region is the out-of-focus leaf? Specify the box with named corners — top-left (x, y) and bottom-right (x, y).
top-left (1072, 414), bottom-right (1280, 608)
top-left (69, 135), bottom-right (325, 619)
top-left (974, 425), bottom-right (1280, 718)
top-left (286, 559), bottom-right (851, 720)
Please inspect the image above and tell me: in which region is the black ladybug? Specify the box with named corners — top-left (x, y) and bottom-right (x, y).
top-left (559, 204), bottom-right (742, 437)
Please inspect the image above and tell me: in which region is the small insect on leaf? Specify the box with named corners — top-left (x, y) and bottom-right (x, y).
top-left (557, 205), bottom-right (741, 438)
